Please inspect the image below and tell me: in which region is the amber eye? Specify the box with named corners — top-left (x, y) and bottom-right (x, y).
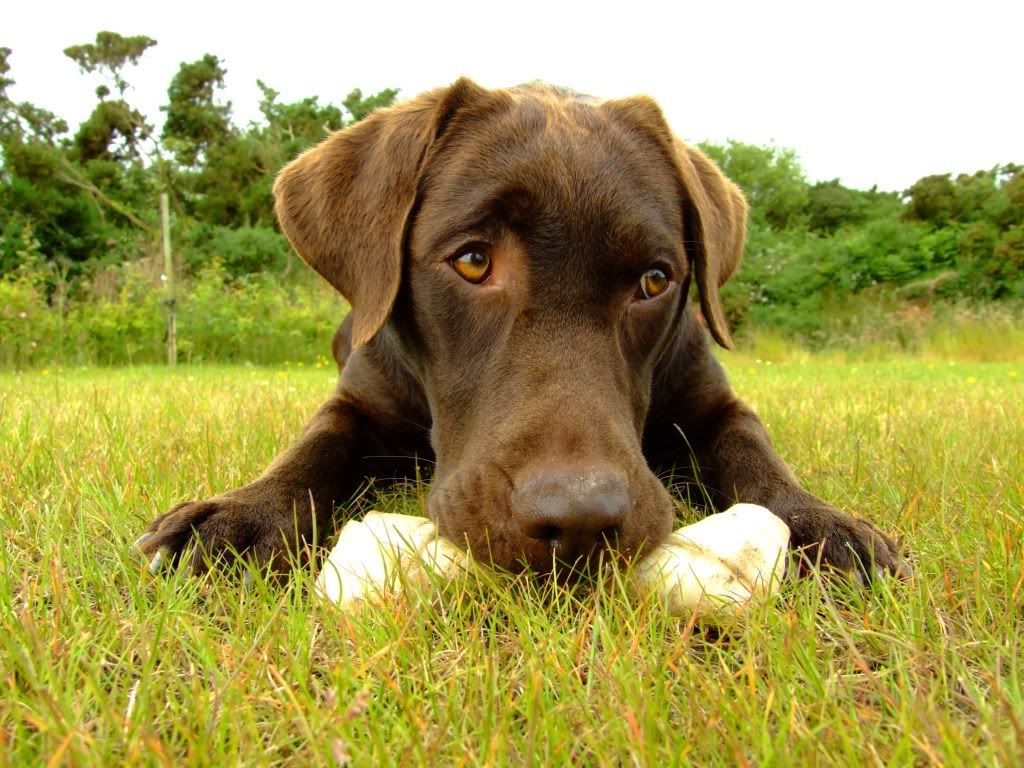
top-left (637, 268), bottom-right (670, 300)
top-left (450, 249), bottom-right (491, 283)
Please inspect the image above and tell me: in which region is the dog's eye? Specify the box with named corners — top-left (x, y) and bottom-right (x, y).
top-left (636, 268), bottom-right (670, 300)
top-left (450, 249), bottom-right (491, 284)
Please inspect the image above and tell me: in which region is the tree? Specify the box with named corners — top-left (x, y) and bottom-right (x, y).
top-left (0, 48), bottom-right (68, 144)
top-left (64, 33), bottom-right (157, 161)
top-left (959, 221), bottom-right (998, 262)
top-left (699, 140), bottom-right (810, 230)
top-left (257, 80), bottom-right (344, 148)
top-left (993, 225), bottom-right (1024, 282)
top-left (951, 169), bottom-right (999, 222)
top-left (177, 80), bottom-right (398, 230)
top-left (997, 165), bottom-right (1024, 227)
top-left (903, 174), bottom-right (956, 224)
top-left (161, 54), bottom-right (233, 167)
top-left (0, 46), bottom-right (14, 134)
top-left (343, 87), bottom-right (400, 122)
top-left (63, 32), bottom-right (157, 98)
top-left (73, 99), bottom-right (151, 161)
top-left (3, 34), bottom-right (406, 279)
top-left (806, 180), bottom-right (862, 232)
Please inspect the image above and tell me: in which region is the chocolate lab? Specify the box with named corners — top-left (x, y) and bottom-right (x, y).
top-left (139, 79), bottom-right (904, 580)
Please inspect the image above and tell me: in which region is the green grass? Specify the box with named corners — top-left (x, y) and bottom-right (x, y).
top-left (1, 359), bottom-right (1022, 765)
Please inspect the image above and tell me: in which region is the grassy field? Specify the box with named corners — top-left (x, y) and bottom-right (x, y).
top-left (1, 358), bottom-right (1022, 766)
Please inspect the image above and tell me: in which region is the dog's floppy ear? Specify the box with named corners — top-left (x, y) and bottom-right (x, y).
top-left (274, 77), bottom-right (487, 347)
top-left (600, 96), bottom-right (747, 350)
top-left (672, 139), bottom-right (747, 350)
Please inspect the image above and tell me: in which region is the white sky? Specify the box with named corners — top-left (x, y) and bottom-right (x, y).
top-left (5, 0), bottom-right (1021, 192)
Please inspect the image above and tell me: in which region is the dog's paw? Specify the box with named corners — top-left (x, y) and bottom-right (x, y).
top-left (785, 505), bottom-right (909, 583)
top-left (137, 485), bottom-right (313, 575)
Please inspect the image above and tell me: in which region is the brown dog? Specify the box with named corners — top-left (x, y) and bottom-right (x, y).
top-left (139, 79), bottom-right (905, 580)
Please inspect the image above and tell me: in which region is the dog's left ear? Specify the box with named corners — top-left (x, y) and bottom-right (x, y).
top-left (274, 77), bottom-right (488, 347)
top-left (600, 96), bottom-right (748, 350)
top-left (672, 138), bottom-right (747, 350)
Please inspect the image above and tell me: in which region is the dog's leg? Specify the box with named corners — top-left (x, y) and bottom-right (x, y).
top-left (138, 394), bottom-right (413, 575)
top-left (646, 324), bottom-right (907, 581)
top-left (685, 398), bottom-right (906, 580)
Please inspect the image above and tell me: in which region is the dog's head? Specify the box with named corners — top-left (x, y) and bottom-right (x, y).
top-left (275, 79), bottom-right (747, 573)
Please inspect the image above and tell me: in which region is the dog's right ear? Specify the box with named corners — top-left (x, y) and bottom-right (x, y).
top-left (274, 78), bottom-right (488, 347)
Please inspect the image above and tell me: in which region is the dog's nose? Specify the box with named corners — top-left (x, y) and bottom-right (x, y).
top-left (515, 466), bottom-right (630, 566)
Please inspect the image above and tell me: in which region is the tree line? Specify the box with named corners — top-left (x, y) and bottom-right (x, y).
top-left (700, 143), bottom-right (1023, 339)
top-left (0, 31), bottom-right (1022, 363)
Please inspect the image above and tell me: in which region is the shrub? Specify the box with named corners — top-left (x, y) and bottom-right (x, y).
top-left (0, 268), bottom-right (61, 367)
top-left (181, 224), bottom-right (292, 276)
top-left (176, 261), bottom-right (345, 364)
top-left (0, 258), bottom-right (347, 368)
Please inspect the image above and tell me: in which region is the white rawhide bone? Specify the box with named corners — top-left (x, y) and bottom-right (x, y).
top-left (626, 503), bottom-right (789, 616)
top-left (316, 505), bottom-right (789, 618)
top-left (315, 512), bottom-right (467, 605)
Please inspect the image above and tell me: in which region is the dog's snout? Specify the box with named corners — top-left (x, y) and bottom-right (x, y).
top-left (515, 466), bottom-right (630, 565)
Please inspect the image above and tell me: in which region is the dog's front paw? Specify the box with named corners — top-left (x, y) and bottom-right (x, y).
top-left (784, 505), bottom-right (909, 582)
top-left (137, 484), bottom-right (313, 575)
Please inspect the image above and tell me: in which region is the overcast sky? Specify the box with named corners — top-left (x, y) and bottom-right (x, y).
top-left (5, 0), bottom-right (1021, 192)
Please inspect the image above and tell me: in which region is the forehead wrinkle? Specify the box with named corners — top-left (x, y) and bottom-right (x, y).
top-left (417, 181), bottom-right (548, 259)
top-left (420, 155), bottom-right (681, 279)
top-left (416, 91), bottom-right (683, 271)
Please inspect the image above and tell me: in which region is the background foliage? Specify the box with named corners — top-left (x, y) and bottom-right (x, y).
top-left (1, 33), bottom-right (1022, 366)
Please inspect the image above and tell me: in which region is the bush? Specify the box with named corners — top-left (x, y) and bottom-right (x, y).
top-left (181, 224), bottom-right (292, 276)
top-left (176, 260), bottom-right (344, 363)
top-left (65, 263), bottom-right (165, 364)
top-left (0, 258), bottom-right (347, 368)
top-left (0, 268), bottom-right (62, 367)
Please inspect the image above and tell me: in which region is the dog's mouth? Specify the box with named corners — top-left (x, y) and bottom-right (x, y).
top-left (460, 536), bottom-right (622, 581)
top-left (432, 506), bottom-right (664, 578)
top-left (425, 454), bottom-right (677, 575)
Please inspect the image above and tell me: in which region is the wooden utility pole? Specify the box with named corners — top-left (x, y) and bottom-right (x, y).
top-left (160, 192), bottom-right (177, 366)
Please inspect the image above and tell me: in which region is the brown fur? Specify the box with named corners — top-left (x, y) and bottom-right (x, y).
top-left (140, 78), bottom-right (905, 580)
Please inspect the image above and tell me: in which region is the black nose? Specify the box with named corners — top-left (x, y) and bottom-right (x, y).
top-left (515, 466), bottom-right (630, 567)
